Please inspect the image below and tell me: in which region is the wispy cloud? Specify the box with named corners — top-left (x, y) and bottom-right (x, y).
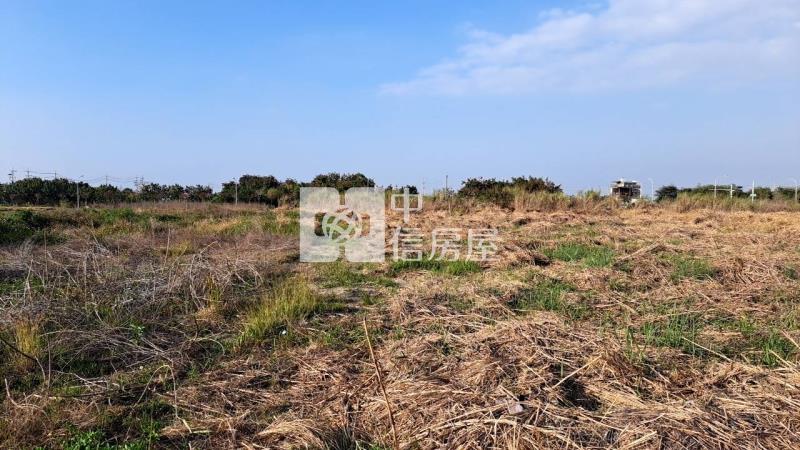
top-left (382, 0), bottom-right (800, 95)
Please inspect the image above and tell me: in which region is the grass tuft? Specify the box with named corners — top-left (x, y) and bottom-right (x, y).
top-left (510, 278), bottom-right (588, 320)
top-left (544, 243), bottom-right (615, 268)
top-left (388, 258), bottom-right (481, 276)
top-left (667, 255), bottom-right (716, 281)
top-left (239, 278), bottom-right (341, 346)
top-left (639, 313), bottom-right (704, 354)
top-left (262, 210), bottom-right (300, 236)
top-left (319, 262), bottom-right (397, 288)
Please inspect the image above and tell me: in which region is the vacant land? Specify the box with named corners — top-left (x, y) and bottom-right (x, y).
top-left (1, 202), bottom-right (798, 449)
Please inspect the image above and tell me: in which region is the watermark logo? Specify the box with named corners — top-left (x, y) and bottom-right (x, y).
top-left (300, 186), bottom-right (501, 263)
top-left (300, 187), bottom-right (385, 262)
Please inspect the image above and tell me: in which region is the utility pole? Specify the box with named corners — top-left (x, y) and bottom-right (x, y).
top-left (648, 178), bottom-right (654, 200)
top-left (76, 175), bottom-right (84, 209)
top-left (790, 178), bottom-right (798, 203)
top-left (234, 182), bottom-right (239, 205)
top-left (25, 169), bottom-right (31, 179)
top-left (8, 169), bottom-right (15, 183)
top-left (750, 180), bottom-right (756, 203)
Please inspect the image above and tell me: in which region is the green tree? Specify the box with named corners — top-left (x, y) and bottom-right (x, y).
top-left (655, 185), bottom-right (678, 202)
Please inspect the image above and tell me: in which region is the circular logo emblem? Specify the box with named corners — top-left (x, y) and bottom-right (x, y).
top-left (321, 207), bottom-right (362, 244)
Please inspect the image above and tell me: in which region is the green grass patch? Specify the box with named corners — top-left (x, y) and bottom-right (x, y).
top-left (239, 278), bottom-right (343, 346)
top-left (319, 262), bottom-right (397, 288)
top-left (543, 243), bottom-right (614, 267)
top-left (667, 255), bottom-right (716, 281)
top-left (61, 399), bottom-right (171, 450)
top-left (754, 330), bottom-right (797, 367)
top-left (713, 316), bottom-right (798, 367)
top-left (388, 258), bottom-right (481, 276)
top-left (639, 313), bottom-right (704, 354)
top-left (510, 278), bottom-right (588, 320)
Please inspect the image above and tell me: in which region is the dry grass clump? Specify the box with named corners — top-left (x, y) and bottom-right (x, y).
top-left (161, 316), bottom-right (800, 449)
top-left (671, 194), bottom-right (800, 213)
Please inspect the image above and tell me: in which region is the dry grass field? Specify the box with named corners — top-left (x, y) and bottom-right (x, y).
top-left (1, 201), bottom-right (799, 449)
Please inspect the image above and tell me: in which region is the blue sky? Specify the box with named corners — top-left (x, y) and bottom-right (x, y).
top-left (1, 0), bottom-right (799, 193)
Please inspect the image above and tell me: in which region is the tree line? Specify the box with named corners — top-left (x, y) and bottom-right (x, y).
top-left (655, 184), bottom-right (798, 202)
top-left (0, 173), bottom-right (378, 206)
top-left (2, 173), bottom-right (795, 207)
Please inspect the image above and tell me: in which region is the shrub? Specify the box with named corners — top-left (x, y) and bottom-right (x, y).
top-left (0, 210), bottom-right (50, 244)
top-left (655, 185), bottom-right (678, 202)
top-left (458, 176), bottom-right (561, 208)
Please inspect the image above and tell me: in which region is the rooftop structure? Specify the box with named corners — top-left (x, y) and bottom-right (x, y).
top-left (610, 179), bottom-right (642, 203)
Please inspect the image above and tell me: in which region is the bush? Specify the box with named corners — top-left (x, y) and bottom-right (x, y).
top-left (458, 176), bottom-right (561, 208)
top-left (655, 185), bottom-right (678, 202)
top-left (0, 210), bottom-right (50, 244)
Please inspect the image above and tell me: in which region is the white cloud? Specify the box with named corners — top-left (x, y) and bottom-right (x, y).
top-left (382, 0), bottom-right (800, 95)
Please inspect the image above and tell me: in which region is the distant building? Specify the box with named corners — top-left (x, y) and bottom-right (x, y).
top-left (610, 179), bottom-right (641, 203)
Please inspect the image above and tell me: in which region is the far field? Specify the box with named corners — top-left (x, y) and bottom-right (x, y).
top-left (1, 202), bottom-right (798, 449)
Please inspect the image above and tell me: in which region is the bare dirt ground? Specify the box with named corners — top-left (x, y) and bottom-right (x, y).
top-left (1, 204), bottom-right (798, 449)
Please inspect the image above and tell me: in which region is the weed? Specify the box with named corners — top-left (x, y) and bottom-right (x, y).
top-left (757, 330), bottom-right (796, 367)
top-left (639, 313), bottom-right (704, 355)
top-left (239, 278), bottom-right (342, 346)
top-left (510, 279), bottom-right (588, 320)
top-left (262, 210), bottom-right (300, 236)
top-left (388, 258), bottom-right (481, 276)
top-left (360, 292), bottom-right (379, 306)
top-left (667, 255), bottom-right (716, 281)
top-left (544, 243), bottom-right (615, 268)
top-left (713, 316), bottom-right (798, 366)
top-left (319, 262), bottom-right (396, 288)
top-left (220, 217), bottom-right (256, 236)
top-left (609, 278), bottom-right (630, 292)
top-left (61, 399), bottom-right (167, 450)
